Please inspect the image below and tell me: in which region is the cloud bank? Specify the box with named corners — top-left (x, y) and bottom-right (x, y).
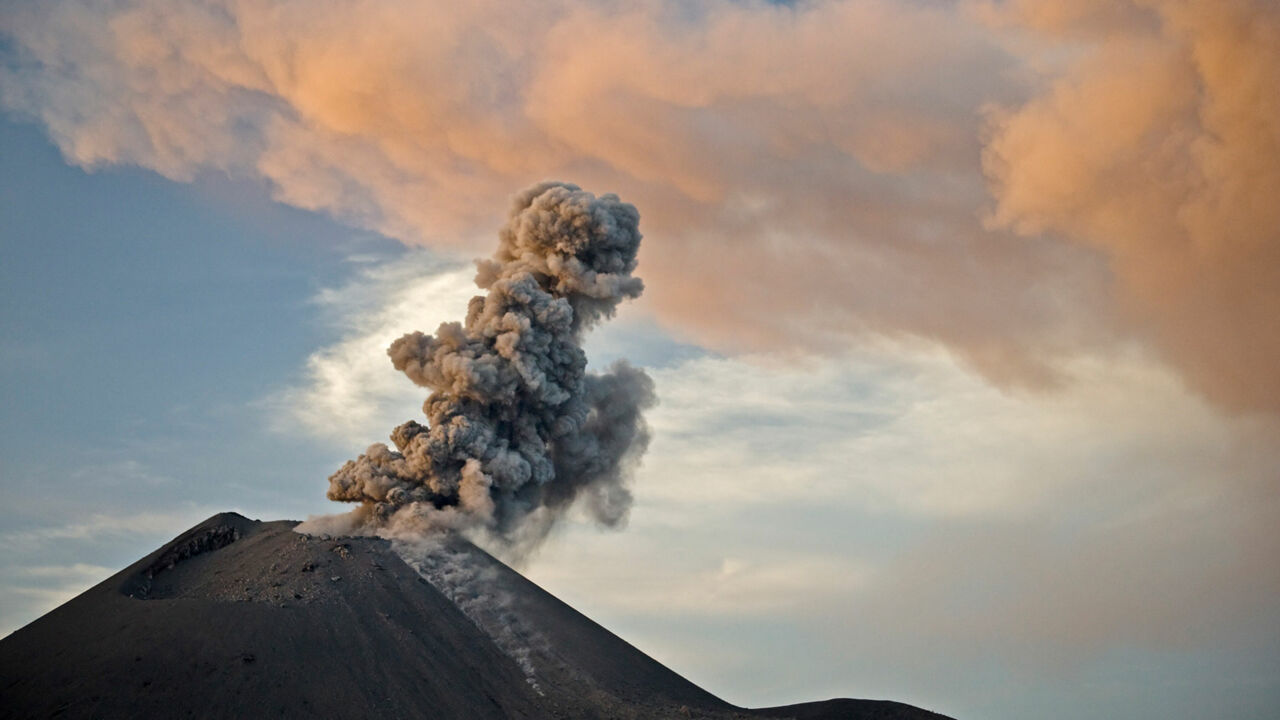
top-left (4, 0), bottom-right (1276, 411)
top-left (523, 344), bottom-right (1280, 714)
top-left (981, 0), bottom-right (1280, 411)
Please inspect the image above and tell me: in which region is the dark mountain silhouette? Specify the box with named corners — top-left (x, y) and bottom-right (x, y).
top-left (0, 512), bottom-right (953, 720)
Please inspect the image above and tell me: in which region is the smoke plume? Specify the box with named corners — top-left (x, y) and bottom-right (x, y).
top-left (324, 182), bottom-right (655, 549)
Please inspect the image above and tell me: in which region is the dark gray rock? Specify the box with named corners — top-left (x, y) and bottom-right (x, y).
top-left (0, 512), bottom-right (953, 720)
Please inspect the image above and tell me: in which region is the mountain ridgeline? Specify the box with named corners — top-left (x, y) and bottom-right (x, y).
top-left (0, 513), bottom-right (953, 720)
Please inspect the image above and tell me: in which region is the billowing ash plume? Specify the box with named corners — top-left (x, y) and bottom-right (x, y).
top-left (326, 182), bottom-right (656, 547)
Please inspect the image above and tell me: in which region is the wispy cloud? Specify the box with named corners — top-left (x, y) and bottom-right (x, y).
top-left (15, 563), bottom-right (115, 580)
top-left (265, 251), bottom-right (475, 444)
top-left (0, 507), bottom-right (222, 547)
top-left (1, 566), bottom-right (111, 637)
top-left (517, 344), bottom-right (1280, 709)
top-left (635, 344), bottom-right (1273, 520)
top-left (0, 505), bottom-right (228, 635)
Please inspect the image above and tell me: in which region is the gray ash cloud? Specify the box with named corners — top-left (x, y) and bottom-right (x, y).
top-left (326, 182), bottom-right (655, 549)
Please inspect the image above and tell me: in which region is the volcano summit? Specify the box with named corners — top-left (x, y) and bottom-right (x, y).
top-left (0, 512), bottom-right (953, 720)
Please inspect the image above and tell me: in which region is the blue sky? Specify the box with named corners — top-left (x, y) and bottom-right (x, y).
top-left (1, 118), bottom-right (355, 584)
top-left (3, 2), bottom-right (1280, 719)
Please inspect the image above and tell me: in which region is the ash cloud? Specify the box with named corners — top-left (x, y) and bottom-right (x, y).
top-left (323, 182), bottom-right (655, 550)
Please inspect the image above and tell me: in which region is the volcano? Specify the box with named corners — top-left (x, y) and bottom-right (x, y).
top-left (0, 513), bottom-right (953, 719)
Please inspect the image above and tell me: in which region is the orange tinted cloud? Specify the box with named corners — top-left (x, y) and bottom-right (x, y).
top-left (983, 0), bottom-right (1280, 411)
top-left (2, 0), bottom-right (1275, 411)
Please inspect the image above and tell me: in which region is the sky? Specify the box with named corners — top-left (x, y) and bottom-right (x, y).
top-left (1, 1), bottom-right (1278, 718)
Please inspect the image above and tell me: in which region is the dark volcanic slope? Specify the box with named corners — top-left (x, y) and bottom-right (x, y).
top-left (0, 513), bottom-right (953, 720)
